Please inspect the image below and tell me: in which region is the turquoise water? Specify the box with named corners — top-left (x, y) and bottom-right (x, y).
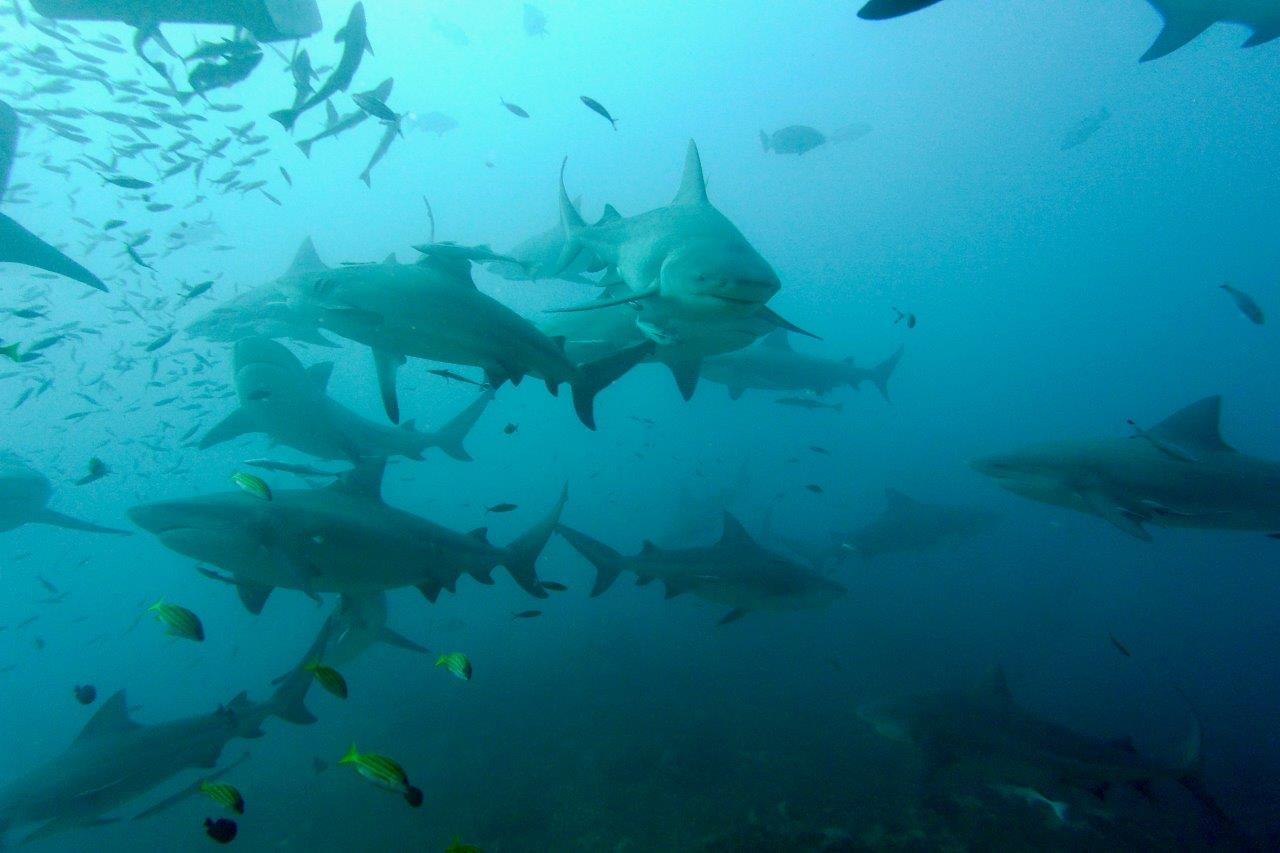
top-left (0, 1), bottom-right (1278, 850)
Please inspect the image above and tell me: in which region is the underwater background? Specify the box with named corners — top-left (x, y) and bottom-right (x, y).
top-left (0, 0), bottom-right (1279, 850)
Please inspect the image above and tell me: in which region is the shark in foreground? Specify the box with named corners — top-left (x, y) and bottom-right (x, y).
top-left (556, 513), bottom-right (847, 624)
top-left (0, 453), bottom-right (128, 535)
top-left (971, 395), bottom-right (1280, 541)
top-left (0, 99), bottom-right (105, 291)
top-left (0, 615), bottom-right (333, 844)
top-left (129, 459), bottom-right (565, 611)
top-left (858, 668), bottom-right (1228, 825)
top-left (701, 329), bottom-right (904, 401)
top-left (199, 337), bottom-right (493, 462)
top-left (856, 0), bottom-right (1280, 62)
top-left (840, 488), bottom-right (1001, 558)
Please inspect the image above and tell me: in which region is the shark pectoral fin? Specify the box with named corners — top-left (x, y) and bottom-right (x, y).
top-left (372, 348), bottom-right (405, 424)
top-left (198, 407), bottom-right (255, 449)
top-left (547, 286), bottom-right (659, 314)
top-left (1079, 493), bottom-right (1153, 541)
top-left (662, 577), bottom-right (695, 599)
top-left (1243, 27), bottom-right (1280, 49)
top-left (306, 361), bottom-right (334, 390)
top-left (378, 625), bottom-right (429, 655)
top-left (570, 340), bottom-right (656, 430)
top-left (417, 580), bottom-right (442, 602)
top-left (34, 508), bottom-right (130, 536)
top-left (717, 607), bottom-right (748, 626)
top-left (0, 212), bottom-right (108, 291)
top-left (667, 358), bottom-right (702, 401)
top-left (757, 306), bottom-right (820, 339)
top-left (235, 581), bottom-right (274, 615)
top-left (1141, 8), bottom-right (1214, 62)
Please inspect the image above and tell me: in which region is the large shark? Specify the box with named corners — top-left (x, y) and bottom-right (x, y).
top-left (857, 668), bottom-right (1226, 823)
top-left (971, 395), bottom-right (1280, 541)
top-left (278, 245), bottom-right (653, 427)
top-left (0, 99), bottom-right (106, 291)
top-left (856, 0), bottom-right (1280, 62)
top-left (326, 591), bottom-right (430, 667)
top-left (486, 199), bottom-right (604, 284)
top-left (556, 513), bottom-right (847, 624)
top-left (198, 337), bottom-right (492, 462)
top-left (840, 488), bottom-right (1000, 558)
top-left (128, 459), bottom-right (565, 611)
top-left (701, 329), bottom-right (904, 401)
top-left (0, 615), bottom-right (332, 845)
top-left (0, 453), bottom-right (128, 535)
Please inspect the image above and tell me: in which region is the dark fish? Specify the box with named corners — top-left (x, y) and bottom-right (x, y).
top-left (805, 484), bottom-right (824, 494)
top-left (181, 50), bottom-right (262, 103)
top-left (503, 423), bottom-right (518, 435)
top-left (352, 91), bottom-right (399, 123)
top-left (1109, 634), bottom-right (1132, 657)
top-left (500, 98), bottom-right (529, 118)
top-left (102, 175), bottom-right (152, 190)
top-left (892, 307), bottom-right (916, 328)
top-left (511, 610), bottom-right (542, 619)
top-left (579, 95), bottom-right (617, 129)
top-left (204, 817), bottom-right (237, 844)
top-left (809, 446), bottom-right (830, 455)
top-left (760, 125), bottom-right (826, 155)
top-left (486, 503), bottom-right (518, 513)
top-left (74, 683), bottom-right (96, 704)
top-left (144, 331), bottom-right (173, 352)
top-left (1220, 283), bottom-right (1264, 325)
top-left (74, 457), bottom-right (108, 485)
top-left (269, 4), bottom-right (370, 131)
top-left (279, 166), bottom-right (292, 186)
top-left (427, 368), bottom-right (485, 387)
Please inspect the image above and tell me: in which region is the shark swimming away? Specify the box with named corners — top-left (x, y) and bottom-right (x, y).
top-left (701, 329), bottom-right (903, 401)
top-left (840, 488), bottom-right (1001, 559)
top-left (971, 395), bottom-right (1280, 541)
top-left (0, 453), bottom-right (128, 535)
top-left (198, 336), bottom-right (493, 462)
top-left (556, 512), bottom-right (847, 624)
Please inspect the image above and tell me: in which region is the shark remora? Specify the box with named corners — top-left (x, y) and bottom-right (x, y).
top-left (971, 395), bottom-right (1280, 541)
top-left (556, 513), bottom-right (847, 624)
top-left (0, 615), bottom-right (332, 844)
top-left (856, 0), bottom-right (1280, 62)
top-left (199, 337), bottom-right (492, 463)
top-left (0, 453), bottom-right (128, 535)
top-left (129, 459), bottom-right (565, 610)
top-left (701, 329), bottom-right (904, 401)
top-left (840, 488), bottom-right (1001, 558)
top-left (0, 99), bottom-right (106, 291)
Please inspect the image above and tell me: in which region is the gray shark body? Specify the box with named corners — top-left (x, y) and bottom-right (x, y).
top-left (487, 202), bottom-right (602, 284)
top-left (556, 513), bottom-right (846, 624)
top-left (972, 396), bottom-right (1280, 541)
top-left (701, 329), bottom-right (904, 401)
top-left (327, 592), bottom-right (430, 667)
top-left (843, 488), bottom-right (1000, 558)
top-left (129, 460), bottom-right (564, 609)
top-left (199, 337), bottom-right (492, 462)
top-left (0, 616), bottom-right (330, 844)
top-left (0, 453), bottom-right (128, 535)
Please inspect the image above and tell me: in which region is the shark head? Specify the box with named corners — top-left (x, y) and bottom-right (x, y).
top-left (658, 239), bottom-right (780, 316)
top-left (969, 445), bottom-right (1086, 505)
top-left (128, 496), bottom-right (268, 567)
top-left (232, 336), bottom-right (315, 405)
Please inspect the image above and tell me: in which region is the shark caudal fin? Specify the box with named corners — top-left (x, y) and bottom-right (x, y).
top-left (857, 0), bottom-right (944, 20)
top-left (555, 523), bottom-right (625, 596)
top-left (269, 614), bottom-right (337, 725)
top-left (864, 345), bottom-right (904, 401)
top-left (502, 485), bottom-right (568, 598)
top-left (1171, 688), bottom-right (1231, 826)
top-left (570, 340), bottom-right (656, 430)
top-left (1141, 2), bottom-right (1215, 62)
top-left (421, 389), bottom-right (493, 461)
top-left (34, 508), bottom-right (130, 535)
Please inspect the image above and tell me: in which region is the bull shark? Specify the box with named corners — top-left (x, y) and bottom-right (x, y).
top-left (0, 615), bottom-right (332, 845)
top-left (278, 244), bottom-right (652, 427)
top-left (0, 99), bottom-right (106, 291)
top-left (486, 198), bottom-right (604, 284)
top-left (198, 337), bottom-right (492, 462)
top-left (971, 395), bottom-right (1280, 541)
top-left (701, 329), bottom-right (904, 401)
top-left (856, 0), bottom-right (1280, 62)
top-left (556, 513), bottom-right (847, 624)
top-left (128, 459), bottom-right (565, 611)
top-left (840, 488), bottom-right (1001, 558)
top-left (857, 667), bottom-right (1226, 823)
top-left (326, 591), bottom-right (430, 667)
top-left (0, 453), bottom-right (128, 535)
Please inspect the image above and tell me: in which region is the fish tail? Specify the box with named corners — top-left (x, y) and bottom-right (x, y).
top-left (296, 139), bottom-right (313, 158)
top-left (864, 344), bottom-right (904, 402)
top-left (269, 108), bottom-right (298, 132)
top-left (554, 524), bottom-right (625, 597)
top-left (501, 485), bottom-right (568, 598)
top-left (339, 742), bottom-right (359, 765)
top-left (425, 390), bottom-right (493, 462)
top-left (0, 343), bottom-right (19, 361)
top-left (268, 614), bottom-right (337, 725)
top-left (552, 157), bottom-right (588, 274)
top-left (1172, 687), bottom-right (1230, 825)
top-left (569, 339), bottom-right (656, 430)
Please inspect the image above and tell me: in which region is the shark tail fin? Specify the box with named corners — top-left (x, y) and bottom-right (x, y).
top-left (864, 345), bottom-right (904, 401)
top-left (553, 157), bottom-right (588, 274)
top-left (501, 485), bottom-right (568, 598)
top-left (1140, 6), bottom-right (1214, 62)
top-left (268, 615), bottom-right (337, 725)
top-left (0, 212), bottom-right (107, 291)
top-left (569, 340), bottom-right (656, 430)
top-left (424, 390), bottom-right (493, 461)
top-left (1172, 687), bottom-right (1230, 825)
top-left (555, 523), bottom-right (624, 596)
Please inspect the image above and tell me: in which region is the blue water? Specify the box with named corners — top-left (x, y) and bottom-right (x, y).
top-left (1, 1), bottom-right (1278, 850)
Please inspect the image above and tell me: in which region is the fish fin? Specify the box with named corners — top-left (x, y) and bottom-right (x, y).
top-left (268, 108), bottom-right (298, 131)
top-left (556, 523), bottom-right (623, 596)
top-left (135, 752), bottom-right (251, 820)
top-left (425, 390), bottom-right (493, 461)
top-left (728, 385), bottom-right (744, 401)
top-left (269, 615), bottom-right (336, 725)
top-left (857, 0), bottom-right (945, 20)
top-left (662, 577), bottom-right (694, 599)
top-left (235, 581), bottom-right (273, 615)
top-left (1146, 395), bottom-right (1232, 453)
top-left (0, 212), bottom-right (107, 291)
top-left (553, 157), bottom-right (589, 274)
top-left (372, 349), bottom-right (404, 423)
top-left (324, 99), bottom-right (340, 127)
top-left (378, 625), bottom-right (430, 654)
top-left (502, 485), bottom-right (567, 597)
top-left (667, 358), bottom-right (701, 401)
top-left (33, 508), bottom-right (130, 535)
top-left (327, 457), bottom-right (386, 501)
top-left (761, 328), bottom-right (791, 350)
top-left (671, 139), bottom-right (708, 205)
top-left (416, 581), bottom-right (441, 602)
top-left (1243, 26), bottom-right (1280, 48)
top-left (296, 138), bottom-right (313, 158)
top-left (74, 690), bottom-right (139, 744)
top-left (286, 236), bottom-right (328, 275)
top-left (639, 539), bottom-right (659, 555)
top-left (1079, 492), bottom-right (1153, 541)
top-left (718, 512), bottom-right (756, 547)
top-left (864, 345), bottom-right (903, 401)
top-left (597, 203), bottom-right (623, 224)
top-left (306, 361), bottom-right (334, 390)
top-left (757, 305), bottom-right (820, 339)
top-left (570, 339), bottom-right (656, 429)
top-left (717, 607), bottom-right (748, 626)
top-left (547, 285), bottom-right (659, 313)
top-left (1141, 6), bottom-right (1214, 62)
top-left (198, 407), bottom-right (255, 449)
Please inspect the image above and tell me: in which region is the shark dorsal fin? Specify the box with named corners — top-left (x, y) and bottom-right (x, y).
top-left (75, 690), bottom-right (140, 743)
top-left (883, 488), bottom-right (918, 511)
top-left (286, 237), bottom-right (328, 276)
top-left (468, 526), bottom-right (489, 543)
top-left (328, 458), bottom-right (386, 501)
top-left (640, 539), bottom-right (659, 555)
top-left (306, 362), bottom-right (333, 390)
top-left (381, 252), bottom-right (397, 266)
top-left (1147, 396), bottom-right (1231, 453)
top-left (718, 512), bottom-right (754, 547)
top-left (761, 329), bottom-right (791, 350)
top-left (671, 139), bottom-right (708, 206)
top-left (975, 666), bottom-right (1012, 703)
top-left (596, 203), bottom-right (622, 225)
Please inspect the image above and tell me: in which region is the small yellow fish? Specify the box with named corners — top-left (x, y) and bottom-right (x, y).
top-left (304, 660), bottom-right (348, 699)
top-left (445, 837), bottom-right (484, 853)
top-left (339, 743), bottom-right (423, 807)
top-left (147, 598), bottom-right (204, 642)
top-left (435, 652), bottom-right (472, 681)
top-left (199, 781), bottom-right (245, 814)
top-left (231, 472), bottom-right (272, 501)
